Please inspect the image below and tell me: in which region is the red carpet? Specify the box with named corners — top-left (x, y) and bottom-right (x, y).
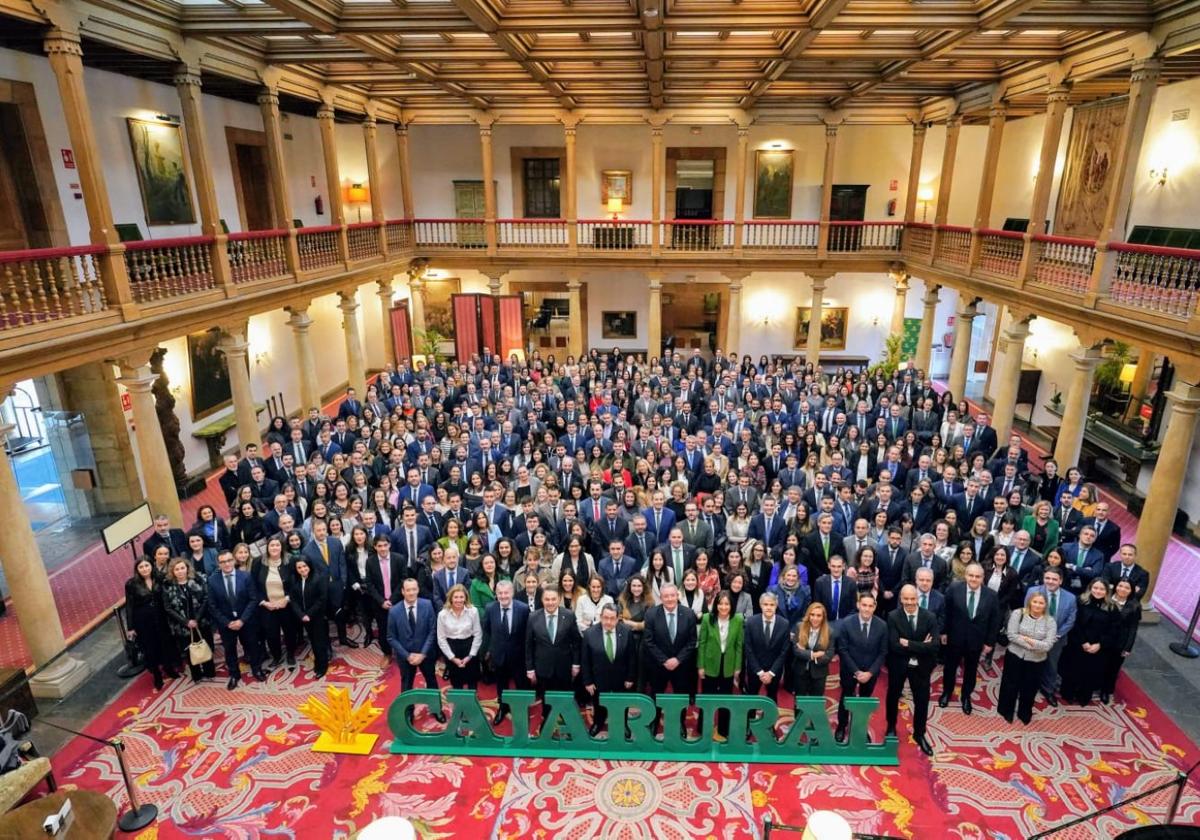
top-left (50, 643), bottom-right (1200, 839)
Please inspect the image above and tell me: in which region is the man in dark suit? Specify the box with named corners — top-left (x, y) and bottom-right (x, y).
top-left (206, 550), bottom-right (265, 689)
top-left (302, 519), bottom-right (354, 648)
top-left (1103, 543), bottom-right (1151, 601)
top-left (834, 592), bottom-right (887, 742)
top-left (813, 556), bottom-right (858, 623)
top-left (876, 529), bottom-right (908, 615)
top-left (598, 539), bottom-right (639, 598)
top-left (903, 534), bottom-right (950, 591)
top-left (337, 387), bottom-right (361, 420)
top-left (247, 464), bottom-right (279, 504)
top-left (885, 584), bottom-right (939, 755)
top-left (1061, 526), bottom-right (1106, 594)
top-left (581, 604), bottom-right (636, 736)
top-left (744, 592), bottom-right (791, 705)
top-left (144, 514), bottom-right (189, 559)
top-left (386, 579), bottom-right (445, 724)
top-left (1052, 491), bottom-right (1084, 544)
top-left (1083, 503), bottom-right (1121, 562)
top-left (592, 501), bottom-right (630, 559)
top-left (932, 467), bottom-right (964, 511)
top-left (525, 587), bottom-right (581, 703)
top-left (432, 549), bottom-right (471, 611)
top-left (219, 454), bottom-right (243, 506)
top-left (913, 568), bottom-right (946, 635)
top-left (747, 496), bottom-right (786, 554)
top-left (388, 507), bottom-right (434, 565)
top-left (951, 478), bottom-right (986, 524)
top-left (643, 584), bottom-right (699, 734)
top-left (1008, 530), bottom-right (1043, 590)
top-left (939, 563), bottom-right (1001, 714)
top-left (483, 581), bottom-right (529, 724)
top-left (365, 535), bottom-right (405, 660)
top-left (656, 529), bottom-right (697, 584)
top-left (236, 443), bottom-right (265, 485)
top-left (801, 513), bottom-right (838, 582)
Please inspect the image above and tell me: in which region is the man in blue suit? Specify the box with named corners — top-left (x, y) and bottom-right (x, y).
top-left (598, 539), bottom-right (639, 597)
top-left (834, 592), bottom-right (887, 743)
top-left (642, 490), bottom-right (677, 544)
top-left (1027, 567), bottom-right (1077, 707)
top-left (387, 579), bottom-right (444, 723)
top-left (389, 507), bottom-right (434, 565)
top-left (397, 467), bottom-right (435, 509)
top-left (747, 496), bottom-right (787, 554)
top-left (207, 550), bottom-right (265, 689)
top-left (432, 550), bottom-right (471, 611)
top-left (483, 581), bottom-right (529, 724)
top-left (337, 387), bottom-right (361, 420)
top-left (1061, 526), bottom-right (1106, 593)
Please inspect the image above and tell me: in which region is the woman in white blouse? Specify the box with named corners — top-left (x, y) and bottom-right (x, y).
top-left (574, 573), bottom-right (614, 632)
top-left (436, 584), bottom-right (482, 690)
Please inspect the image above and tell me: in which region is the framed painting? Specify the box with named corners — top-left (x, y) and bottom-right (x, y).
top-left (187, 328), bottom-right (234, 421)
top-left (601, 310), bottom-right (637, 339)
top-left (600, 170), bottom-right (633, 205)
top-left (126, 118), bottom-right (196, 226)
top-left (753, 149), bottom-right (793, 219)
top-left (794, 306), bottom-right (849, 351)
top-left (421, 275), bottom-right (461, 338)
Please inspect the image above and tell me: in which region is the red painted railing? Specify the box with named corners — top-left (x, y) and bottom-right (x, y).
top-left (296, 225), bottom-right (342, 271)
top-left (497, 218), bottom-right (568, 249)
top-left (828, 221), bottom-right (903, 252)
top-left (664, 219), bottom-right (733, 252)
top-left (347, 221), bottom-right (382, 260)
top-left (903, 223), bottom-right (933, 257)
top-left (0, 244), bottom-right (107, 329)
top-left (1031, 234), bottom-right (1095, 294)
top-left (1109, 242), bottom-right (1200, 317)
top-left (976, 229), bottom-right (1024, 279)
top-left (124, 235), bottom-right (216, 302)
top-left (385, 219), bottom-right (412, 251)
top-left (577, 219), bottom-right (654, 251)
top-left (742, 221), bottom-right (819, 251)
top-left (228, 229), bottom-right (290, 284)
top-left (413, 218), bottom-right (486, 249)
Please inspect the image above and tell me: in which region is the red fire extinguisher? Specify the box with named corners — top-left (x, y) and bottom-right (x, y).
top-left (314, 195), bottom-right (324, 216)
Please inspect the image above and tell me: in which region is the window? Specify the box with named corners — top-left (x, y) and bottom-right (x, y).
top-left (523, 158), bottom-right (560, 218)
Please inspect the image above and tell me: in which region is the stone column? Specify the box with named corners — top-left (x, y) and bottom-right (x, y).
top-left (377, 276), bottom-right (397, 366)
top-left (650, 120), bottom-right (665, 255)
top-left (1139, 381), bottom-right (1200, 600)
top-left (647, 272), bottom-right (664, 360)
top-left (287, 307), bottom-right (321, 412)
top-left (946, 294), bottom-right (978, 400)
top-left (117, 351), bottom-right (183, 527)
top-left (566, 275), bottom-right (584, 360)
top-left (476, 114), bottom-right (498, 254)
top-left (317, 101), bottom-right (350, 262)
top-left (486, 272), bottom-right (504, 296)
top-left (217, 325), bottom-right (260, 452)
top-left (914, 284), bottom-right (941, 374)
top-left (257, 87), bottom-right (302, 273)
top-left (806, 273), bottom-right (829, 368)
top-left (933, 115), bottom-right (962, 227)
top-left (903, 123), bottom-right (927, 223)
top-left (989, 314), bottom-right (1033, 445)
top-left (339, 291), bottom-right (368, 395)
top-left (175, 65), bottom-right (233, 294)
top-left (563, 116), bottom-right (578, 253)
top-left (968, 103), bottom-right (1007, 267)
top-left (1053, 344), bottom-right (1104, 468)
top-left (725, 274), bottom-right (745, 356)
top-left (394, 123), bottom-right (415, 220)
top-left (733, 123), bottom-right (750, 254)
top-left (363, 113), bottom-right (388, 253)
top-left (0, 421), bottom-right (90, 697)
top-left (408, 273), bottom-right (427, 335)
top-left (817, 124), bottom-right (838, 257)
top-left (43, 28), bottom-right (136, 318)
top-left (889, 270), bottom-right (910, 336)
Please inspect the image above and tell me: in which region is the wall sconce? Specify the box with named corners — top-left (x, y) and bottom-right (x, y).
top-left (916, 185), bottom-right (935, 222)
top-left (254, 351), bottom-right (270, 367)
top-left (1149, 167), bottom-right (1168, 186)
top-left (606, 196), bottom-right (624, 220)
top-left (345, 182), bottom-right (370, 221)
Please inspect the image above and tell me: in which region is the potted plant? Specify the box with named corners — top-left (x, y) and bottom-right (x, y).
top-left (1094, 341), bottom-right (1133, 417)
top-left (416, 328), bottom-right (448, 362)
top-left (869, 334), bottom-right (904, 381)
top-left (1049, 384), bottom-right (1063, 412)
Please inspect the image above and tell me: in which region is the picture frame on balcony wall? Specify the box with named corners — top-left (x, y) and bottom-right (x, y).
top-left (601, 311), bottom-right (637, 339)
top-left (187, 328), bottom-right (235, 421)
top-left (794, 306), bottom-right (848, 351)
top-left (126, 118), bottom-right (196, 226)
top-left (753, 149), bottom-right (793, 219)
top-left (600, 170), bottom-right (633, 205)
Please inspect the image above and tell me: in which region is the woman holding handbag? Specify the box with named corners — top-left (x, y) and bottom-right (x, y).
top-left (162, 557), bottom-right (216, 682)
top-left (125, 557), bottom-right (179, 690)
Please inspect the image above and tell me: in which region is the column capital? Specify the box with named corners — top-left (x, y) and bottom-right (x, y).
top-left (362, 115), bottom-right (378, 130)
top-left (945, 113), bottom-right (964, 129)
top-left (824, 123), bottom-right (838, 139)
top-left (217, 332), bottom-right (250, 358)
top-left (957, 297), bottom-right (980, 319)
top-left (566, 277), bottom-right (583, 290)
top-left (114, 347), bottom-right (158, 372)
top-left (286, 308), bottom-right (313, 330)
top-left (911, 121), bottom-right (927, 137)
top-left (257, 89), bottom-right (280, 108)
top-left (338, 291), bottom-right (360, 312)
top-left (1130, 58), bottom-right (1163, 84)
top-left (116, 365), bottom-right (156, 392)
top-left (1046, 84), bottom-right (1071, 105)
top-left (1001, 317), bottom-right (1033, 343)
top-left (647, 271), bottom-right (664, 289)
top-left (316, 103), bottom-right (336, 122)
top-left (736, 125), bottom-right (750, 140)
top-left (922, 285), bottom-right (941, 305)
top-left (43, 28), bottom-right (83, 57)
top-left (377, 276), bottom-right (395, 294)
top-left (173, 67), bottom-right (203, 89)
top-left (723, 270), bottom-right (751, 284)
top-left (988, 103), bottom-right (1008, 121)
top-left (1163, 381), bottom-right (1200, 414)
top-left (1069, 345), bottom-right (1105, 370)
top-left (395, 121), bottom-right (410, 137)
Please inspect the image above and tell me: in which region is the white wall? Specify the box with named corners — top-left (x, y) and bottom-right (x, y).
top-left (407, 124), bottom-right (483, 218)
top-left (1129, 76), bottom-right (1200, 235)
top-left (832, 124), bottom-right (911, 220)
top-left (577, 125), bottom-right (655, 221)
top-left (584, 272), bottom-right (651, 351)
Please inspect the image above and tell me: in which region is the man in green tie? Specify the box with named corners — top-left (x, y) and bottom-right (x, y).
top-left (1028, 567), bottom-right (1076, 707)
top-left (581, 605), bottom-right (635, 737)
top-left (938, 563), bottom-right (1000, 715)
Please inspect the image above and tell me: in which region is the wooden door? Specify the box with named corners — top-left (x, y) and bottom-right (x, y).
top-left (453, 180), bottom-right (486, 246)
top-left (0, 135), bottom-right (30, 251)
top-left (234, 144), bottom-right (275, 230)
top-left (829, 184), bottom-right (868, 251)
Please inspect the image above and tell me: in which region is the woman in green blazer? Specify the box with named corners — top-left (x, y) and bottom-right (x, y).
top-left (1022, 500), bottom-right (1061, 557)
top-left (698, 591), bottom-right (745, 740)
top-left (468, 554), bottom-right (504, 614)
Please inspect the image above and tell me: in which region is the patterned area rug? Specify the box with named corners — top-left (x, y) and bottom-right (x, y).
top-left (49, 643), bottom-right (1200, 840)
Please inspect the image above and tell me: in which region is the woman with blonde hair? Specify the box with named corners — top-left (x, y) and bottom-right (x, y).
top-left (790, 601), bottom-right (834, 698)
top-left (437, 583), bottom-right (482, 690)
top-left (997, 591), bottom-right (1056, 724)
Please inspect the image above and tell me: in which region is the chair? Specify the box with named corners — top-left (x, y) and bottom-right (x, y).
top-left (0, 711), bottom-right (55, 813)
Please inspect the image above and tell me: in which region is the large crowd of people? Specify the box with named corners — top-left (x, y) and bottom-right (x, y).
top-left (125, 346), bottom-right (1149, 754)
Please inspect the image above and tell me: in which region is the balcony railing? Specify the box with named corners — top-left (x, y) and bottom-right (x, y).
top-left (228, 229), bottom-right (290, 284)
top-left (903, 223), bottom-right (933, 258)
top-left (665, 220), bottom-right (733, 252)
top-left (1031, 234), bottom-right (1095, 295)
top-left (497, 219), bottom-right (569, 249)
top-left (0, 245), bottom-right (107, 330)
top-left (385, 219), bottom-right (412, 251)
top-left (828, 221), bottom-right (903, 252)
top-left (296, 225), bottom-right (342, 272)
top-left (1109, 242), bottom-right (1200, 318)
top-left (975, 229), bottom-right (1024, 280)
top-left (413, 218), bottom-right (486, 250)
top-left (347, 222), bottom-right (382, 261)
top-left (124, 236), bottom-right (216, 303)
top-left (743, 221), bottom-right (819, 251)
top-left (577, 219), bottom-right (654, 251)
top-left (933, 225), bottom-right (971, 267)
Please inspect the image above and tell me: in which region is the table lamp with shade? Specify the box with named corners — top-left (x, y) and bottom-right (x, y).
top-left (916, 185), bottom-right (935, 222)
top-left (346, 182), bottom-right (370, 223)
top-left (607, 196), bottom-right (624, 220)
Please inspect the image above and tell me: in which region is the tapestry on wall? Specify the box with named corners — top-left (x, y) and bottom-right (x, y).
top-left (1054, 97), bottom-right (1127, 239)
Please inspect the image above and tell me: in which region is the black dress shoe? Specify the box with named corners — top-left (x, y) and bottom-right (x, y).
top-left (938, 693), bottom-right (950, 708)
top-left (834, 726), bottom-right (847, 744)
top-left (339, 636), bottom-right (360, 649)
top-left (314, 670), bottom-right (326, 679)
top-left (152, 672), bottom-right (164, 690)
top-left (286, 654), bottom-right (296, 669)
top-left (885, 727), bottom-right (897, 738)
top-left (1043, 693), bottom-right (1059, 707)
top-left (961, 698), bottom-right (972, 715)
top-left (1100, 691), bottom-right (1111, 705)
top-left (917, 736), bottom-right (935, 756)
top-left (588, 723), bottom-right (603, 738)
top-left (227, 677), bottom-right (239, 690)
top-left (494, 707), bottom-right (508, 725)
top-left (253, 670), bottom-right (268, 681)
top-left (432, 712), bottom-right (447, 724)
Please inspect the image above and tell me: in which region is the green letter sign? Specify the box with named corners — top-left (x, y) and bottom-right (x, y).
top-left (388, 691), bottom-right (898, 765)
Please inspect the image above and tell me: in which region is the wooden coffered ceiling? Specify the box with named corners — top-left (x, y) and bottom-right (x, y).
top-left (5, 0), bottom-right (1200, 119)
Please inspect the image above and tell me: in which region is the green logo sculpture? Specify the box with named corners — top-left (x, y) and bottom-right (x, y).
top-left (388, 691), bottom-right (899, 765)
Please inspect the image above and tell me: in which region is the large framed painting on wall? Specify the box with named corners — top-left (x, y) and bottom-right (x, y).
top-left (753, 149), bottom-right (794, 219)
top-left (1054, 97), bottom-right (1127, 239)
top-left (126, 118), bottom-right (196, 226)
top-left (794, 306), bottom-right (848, 351)
top-left (187, 328), bottom-right (234, 421)
top-left (421, 276), bottom-right (461, 338)
top-left (601, 170), bottom-right (633, 205)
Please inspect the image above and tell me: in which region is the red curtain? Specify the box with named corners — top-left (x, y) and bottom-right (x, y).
top-left (390, 305), bottom-right (413, 364)
top-left (497, 295), bottom-right (525, 359)
top-left (478, 294), bottom-right (498, 356)
top-left (453, 294), bottom-right (479, 362)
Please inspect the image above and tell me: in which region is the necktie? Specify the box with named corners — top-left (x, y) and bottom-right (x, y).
top-left (1050, 591), bottom-right (1058, 617)
top-left (857, 539), bottom-right (865, 553)
top-left (674, 549), bottom-right (683, 581)
top-left (409, 529), bottom-right (417, 561)
top-left (655, 511), bottom-right (661, 535)
top-left (225, 574), bottom-right (235, 603)
top-left (428, 515), bottom-right (439, 536)
top-left (968, 589), bottom-right (976, 619)
top-left (381, 559), bottom-right (392, 600)
top-left (408, 605), bottom-right (416, 631)
top-left (832, 579), bottom-right (841, 620)
top-left (547, 613), bottom-right (557, 642)
top-left (667, 611), bottom-right (676, 642)
top-left (605, 630), bottom-right (615, 662)
top-left (594, 504), bottom-right (600, 522)
top-left (920, 593), bottom-right (928, 610)
top-left (1122, 566), bottom-right (1130, 580)
top-left (320, 541), bottom-right (329, 564)
top-left (764, 516), bottom-right (773, 543)
top-left (909, 612), bottom-right (917, 633)
top-left (503, 607), bottom-right (510, 633)
top-left (1096, 521), bottom-right (1103, 537)
top-left (861, 621), bottom-right (869, 638)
